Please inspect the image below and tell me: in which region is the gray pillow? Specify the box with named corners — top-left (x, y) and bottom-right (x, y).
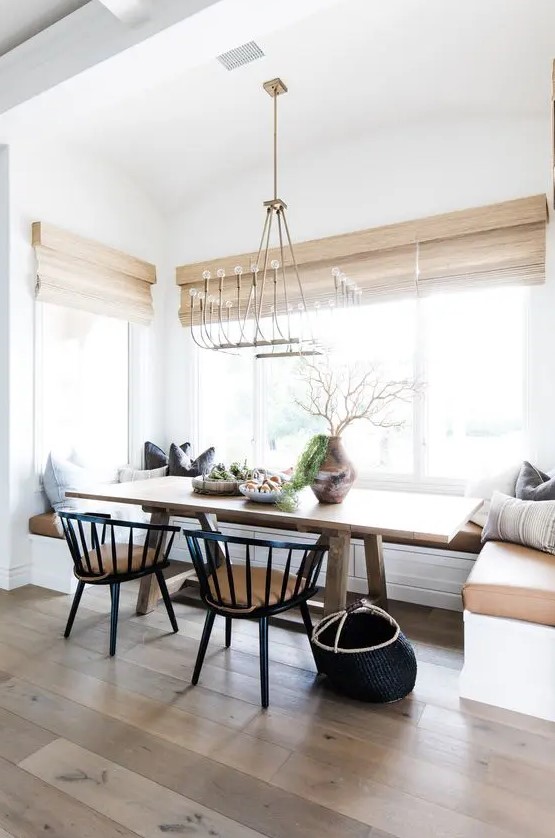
top-left (516, 460), bottom-right (555, 501)
top-left (144, 441), bottom-right (191, 470)
top-left (482, 491), bottom-right (555, 554)
top-left (168, 443), bottom-right (215, 477)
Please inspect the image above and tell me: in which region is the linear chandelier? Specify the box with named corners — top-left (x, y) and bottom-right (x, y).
top-left (187, 78), bottom-right (361, 359)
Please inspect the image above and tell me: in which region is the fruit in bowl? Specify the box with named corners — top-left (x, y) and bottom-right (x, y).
top-left (239, 473), bottom-right (285, 503)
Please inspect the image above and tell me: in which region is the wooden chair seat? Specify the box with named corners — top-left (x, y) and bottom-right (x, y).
top-left (77, 543), bottom-right (159, 581)
top-left (208, 565), bottom-right (301, 612)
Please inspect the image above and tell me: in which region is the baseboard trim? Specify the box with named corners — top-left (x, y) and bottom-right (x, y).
top-left (0, 561), bottom-right (31, 590)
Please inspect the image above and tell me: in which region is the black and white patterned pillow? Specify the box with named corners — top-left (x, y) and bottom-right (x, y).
top-left (168, 443), bottom-right (215, 477)
top-left (482, 491), bottom-right (555, 554)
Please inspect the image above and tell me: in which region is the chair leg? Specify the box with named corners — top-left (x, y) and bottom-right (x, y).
top-left (64, 581), bottom-right (85, 639)
top-left (259, 617), bottom-right (269, 709)
top-left (225, 616), bottom-right (232, 648)
top-left (192, 610), bottom-right (216, 685)
top-left (155, 569), bottom-right (178, 633)
top-left (300, 601), bottom-right (320, 673)
top-left (109, 582), bottom-right (120, 657)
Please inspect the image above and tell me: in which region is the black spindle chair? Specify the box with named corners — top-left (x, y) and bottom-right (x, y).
top-left (59, 511), bottom-right (181, 656)
top-left (184, 530), bottom-right (329, 708)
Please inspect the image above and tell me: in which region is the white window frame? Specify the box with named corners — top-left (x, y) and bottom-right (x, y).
top-left (191, 288), bottom-right (529, 493)
top-left (34, 302), bottom-right (136, 484)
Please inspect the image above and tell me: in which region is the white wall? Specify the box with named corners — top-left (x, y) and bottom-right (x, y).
top-left (166, 115), bottom-right (555, 466)
top-left (2, 141), bottom-right (168, 588)
top-left (0, 146), bottom-right (9, 582)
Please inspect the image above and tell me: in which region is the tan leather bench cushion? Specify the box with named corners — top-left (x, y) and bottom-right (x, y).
top-left (29, 512), bottom-right (63, 539)
top-left (463, 540), bottom-right (555, 626)
top-left (208, 565), bottom-right (301, 612)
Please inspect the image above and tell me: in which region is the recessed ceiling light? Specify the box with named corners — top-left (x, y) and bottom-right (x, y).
top-left (216, 41), bottom-right (265, 71)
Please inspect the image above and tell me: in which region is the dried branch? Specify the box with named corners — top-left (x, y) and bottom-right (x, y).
top-left (295, 356), bottom-right (419, 437)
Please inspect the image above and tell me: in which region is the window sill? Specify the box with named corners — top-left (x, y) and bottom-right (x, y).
top-left (355, 474), bottom-right (465, 496)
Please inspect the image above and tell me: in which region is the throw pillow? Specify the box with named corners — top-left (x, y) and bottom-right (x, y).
top-left (482, 491), bottom-right (555, 554)
top-left (464, 464), bottom-right (521, 527)
top-left (515, 461), bottom-right (555, 501)
top-left (168, 443), bottom-right (215, 477)
top-left (118, 465), bottom-right (168, 483)
top-left (43, 453), bottom-right (99, 512)
top-left (144, 441), bottom-right (191, 470)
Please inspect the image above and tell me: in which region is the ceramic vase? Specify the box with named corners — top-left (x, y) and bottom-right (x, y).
top-left (311, 436), bottom-right (356, 504)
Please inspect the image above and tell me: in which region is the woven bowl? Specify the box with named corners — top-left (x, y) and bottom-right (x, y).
top-left (192, 476), bottom-right (241, 496)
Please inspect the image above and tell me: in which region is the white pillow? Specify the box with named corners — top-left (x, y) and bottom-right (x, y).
top-left (464, 464), bottom-right (521, 527)
top-left (43, 453), bottom-right (115, 512)
top-left (118, 465), bottom-right (167, 482)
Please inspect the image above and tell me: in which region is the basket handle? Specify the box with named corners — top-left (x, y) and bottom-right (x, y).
top-left (312, 598), bottom-right (400, 653)
top-left (347, 597), bottom-right (394, 622)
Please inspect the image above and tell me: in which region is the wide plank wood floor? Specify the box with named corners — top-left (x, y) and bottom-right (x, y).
top-left (0, 583), bottom-right (553, 837)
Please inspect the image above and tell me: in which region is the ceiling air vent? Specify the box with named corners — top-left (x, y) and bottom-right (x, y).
top-left (217, 41), bottom-right (264, 71)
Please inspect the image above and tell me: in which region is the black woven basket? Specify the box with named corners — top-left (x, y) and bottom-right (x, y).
top-left (311, 599), bottom-right (417, 702)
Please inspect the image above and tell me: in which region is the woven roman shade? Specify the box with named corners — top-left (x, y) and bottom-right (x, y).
top-left (175, 194), bottom-right (547, 325)
top-left (417, 209), bottom-right (546, 294)
top-left (33, 222), bottom-right (157, 325)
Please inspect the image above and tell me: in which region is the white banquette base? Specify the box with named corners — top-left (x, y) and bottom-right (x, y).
top-left (29, 517), bottom-right (477, 610)
top-left (460, 610), bottom-right (555, 723)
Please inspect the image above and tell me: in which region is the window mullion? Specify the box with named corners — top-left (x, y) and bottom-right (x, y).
top-left (413, 297), bottom-right (427, 482)
top-left (253, 352), bottom-right (265, 464)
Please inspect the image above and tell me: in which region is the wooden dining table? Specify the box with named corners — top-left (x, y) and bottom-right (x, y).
top-left (67, 476), bottom-right (481, 617)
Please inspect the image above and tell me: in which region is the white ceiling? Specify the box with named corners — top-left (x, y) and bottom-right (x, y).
top-left (8, 0), bottom-right (555, 211)
top-left (0, 0), bottom-right (89, 56)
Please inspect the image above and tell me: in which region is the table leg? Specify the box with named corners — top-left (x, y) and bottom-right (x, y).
top-left (364, 533), bottom-right (388, 609)
top-left (136, 510), bottom-right (170, 615)
top-left (323, 530), bottom-right (351, 616)
top-left (136, 510), bottom-right (229, 616)
top-left (196, 512), bottom-right (226, 566)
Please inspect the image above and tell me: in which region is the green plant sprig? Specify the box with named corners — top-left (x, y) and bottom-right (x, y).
top-left (276, 434), bottom-right (328, 512)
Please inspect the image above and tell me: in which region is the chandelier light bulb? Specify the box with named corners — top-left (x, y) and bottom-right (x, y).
top-left (225, 300), bottom-right (233, 308)
top-left (331, 267), bottom-right (341, 277)
top-left (250, 263), bottom-right (259, 273)
top-left (202, 270), bottom-right (211, 280)
top-left (234, 265), bottom-right (243, 275)
top-left (189, 288), bottom-right (198, 298)
top-left (216, 268), bottom-right (226, 278)
top-left (270, 259), bottom-right (280, 270)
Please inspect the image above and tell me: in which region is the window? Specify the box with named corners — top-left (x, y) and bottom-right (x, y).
top-left (194, 286), bottom-right (527, 486)
top-left (196, 348), bottom-right (255, 465)
top-left (38, 304), bottom-right (129, 469)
